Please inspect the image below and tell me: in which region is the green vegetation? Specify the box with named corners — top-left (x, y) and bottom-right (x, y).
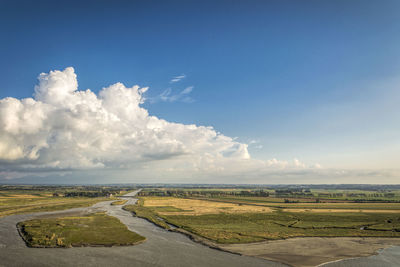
top-left (164, 211), bottom-right (400, 244)
top-left (138, 185), bottom-right (400, 203)
top-left (111, 199), bottom-right (128, 205)
top-left (0, 185), bottom-right (137, 198)
top-left (128, 192), bottom-right (400, 244)
top-left (18, 213), bottom-right (145, 247)
top-left (151, 206), bottom-right (188, 212)
top-left (123, 200), bottom-right (171, 229)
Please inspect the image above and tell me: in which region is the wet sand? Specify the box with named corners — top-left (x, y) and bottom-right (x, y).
top-left (322, 245), bottom-right (400, 267)
top-left (219, 237), bottom-right (400, 267)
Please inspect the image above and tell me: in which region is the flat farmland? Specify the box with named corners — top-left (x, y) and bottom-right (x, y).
top-left (132, 196), bottom-right (400, 244)
top-left (142, 197), bottom-right (273, 215)
top-left (191, 196), bottom-right (400, 210)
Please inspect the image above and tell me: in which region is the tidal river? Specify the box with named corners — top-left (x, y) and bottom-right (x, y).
top-left (0, 190), bottom-right (285, 267)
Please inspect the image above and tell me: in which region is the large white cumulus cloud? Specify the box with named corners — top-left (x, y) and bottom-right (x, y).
top-left (0, 67), bottom-right (252, 172)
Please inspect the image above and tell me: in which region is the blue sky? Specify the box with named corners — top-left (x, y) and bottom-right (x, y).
top-left (0, 0), bottom-right (399, 183)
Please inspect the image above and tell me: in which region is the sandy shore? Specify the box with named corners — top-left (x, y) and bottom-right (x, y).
top-left (218, 237), bottom-right (400, 267)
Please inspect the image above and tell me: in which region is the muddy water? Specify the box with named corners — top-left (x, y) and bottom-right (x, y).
top-left (0, 191), bottom-right (285, 267)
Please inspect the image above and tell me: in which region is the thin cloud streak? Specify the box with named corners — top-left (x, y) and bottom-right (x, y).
top-left (170, 74), bottom-right (186, 83)
top-left (150, 86), bottom-right (194, 103)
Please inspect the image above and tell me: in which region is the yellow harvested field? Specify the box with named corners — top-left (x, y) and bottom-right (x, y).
top-left (8, 194), bottom-right (42, 198)
top-left (143, 197), bottom-right (273, 215)
top-left (283, 208), bottom-right (400, 213)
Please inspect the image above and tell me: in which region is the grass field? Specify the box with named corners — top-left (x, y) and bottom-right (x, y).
top-left (139, 187), bottom-right (400, 202)
top-left (164, 212), bottom-right (400, 243)
top-left (142, 197), bottom-right (272, 215)
top-left (0, 190), bottom-right (110, 217)
top-left (188, 196), bottom-right (400, 210)
top-left (18, 213), bottom-right (145, 247)
top-left (133, 196), bottom-right (400, 244)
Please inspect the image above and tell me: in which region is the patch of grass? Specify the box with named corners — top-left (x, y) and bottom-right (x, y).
top-left (111, 199), bottom-right (128, 206)
top-left (150, 206), bottom-right (188, 212)
top-left (18, 213), bottom-right (145, 248)
top-left (163, 212), bottom-right (400, 244)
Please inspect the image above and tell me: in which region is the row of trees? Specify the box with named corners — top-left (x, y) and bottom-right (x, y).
top-left (62, 190), bottom-right (119, 198)
top-left (138, 189), bottom-right (270, 197)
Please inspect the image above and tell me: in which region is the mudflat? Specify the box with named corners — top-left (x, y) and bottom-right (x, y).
top-left (219, 237), bottom-right (400, 267)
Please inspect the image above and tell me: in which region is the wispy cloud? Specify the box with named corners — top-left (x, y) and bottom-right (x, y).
top-left (170, 74), bottom-right (186, 83)
top-left (248, 140), bottom-right (263, 149)
top-left (151, 86), bottom-right (194, 103)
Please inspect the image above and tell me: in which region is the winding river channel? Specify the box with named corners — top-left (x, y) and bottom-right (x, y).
top-left (0, 190), bottom-right (286, 267)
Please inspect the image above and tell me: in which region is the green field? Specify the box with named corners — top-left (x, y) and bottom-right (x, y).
top-left (129, 195), bottom-right (400, 244)
top-left (163, 211), bottom-right (400, 243)
top-left (139, 186), bottom-right (400, 202)
top-left (18, 213), bottom-right (145, 247)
